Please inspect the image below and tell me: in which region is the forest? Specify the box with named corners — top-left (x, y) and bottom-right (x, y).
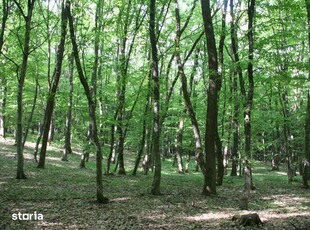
top-left (0, 0), bottom-right (310, 229)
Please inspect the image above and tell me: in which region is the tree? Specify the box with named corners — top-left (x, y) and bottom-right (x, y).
top-left (173, 0), bottom-right (210, 194)
top-left (201, 0), bottom-right (220, 195)
top-left (68, 1), bottom-right (108, 204)
top-left (0, 0), bottom-right (9, 139)
top-left (302, 0), bottom-right (310, 188)
top-left (149, 0), bottom-right (161, 195)
top-left (14, 0), bottom-right (36, 179)
top-left (245, 0), bottom-right (256, 159)
top-left (229, 0), bottom-right (242, 176)
top-left (37, 0), bottom-right (69, 169)
top-left (216, 0), bottom-right (229, 186)
top-left (61, 52), bottom-right (74, 161)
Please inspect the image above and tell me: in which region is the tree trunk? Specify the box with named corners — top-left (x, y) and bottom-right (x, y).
top-left (302, 0), bottom-right (310, 188)
top-left (0, 77), bottom-right (6, 138)
top-left (15, 0), bottom-right (36, 179)
top-left (22, 76), bottom-right (38, 148)
top-left (62, 52), bottom-right (74, 161)
top-left (132, 108), bottom-right (147, 175)
top-left (216, 0), bottom-right (228, 187)
top-left (0, 0), bottom-right (9, 139)
top-left (38, 1), bottom-right (69, 169)
top-left (216, 131), bottom-right (224, 185)
top-left (68, 2), bottom-right (108, 204)
top-left (174, 0), bottom-right (208, 194)
top-left (149, 0), bottom-right (161, 195)
top-left (0, 0), bottom-right (9, 52)
top-left (34, 123), bottom-right (42, 162)
top-left (279, 89), bottom-right (294, 183)
top-left (106, 122), bottom-right (117, 174)
top-left (201, 0), bottom-right (220, 195)
top-left (230, 0), bottom-right (242, 177)
top-left (176, 112), bottom-right (184, 174)
top-left (245, 0), bottom-right (256, 159)
top-left (80, 142), bottom-right (90, 168)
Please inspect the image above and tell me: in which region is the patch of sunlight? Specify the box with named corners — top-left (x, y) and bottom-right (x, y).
top-left (49, 163), bottom-right (66, 168)
top-left (46, 156), bottom-right (62, 161)
top-left (20, 186), bottom-right (38, 189)
top-left (145, 213), bottom-right (168, 220)
top-left (252, 173), bottom-right (268, 176)
top-left (0, 181), bottom-right (8, 185)
top-left (38, 222), bottom-right (65, 228)
top-left (162, 171), bottom-right (174, 175)
top-left (253, 167), bottom-right (269, 170)
top-left (112, 197), bottom-right (131, 202)
top-left (184, 211), bottom-right (235, 221)
top-left (263, 194), bottom-right (309, 212)
top-left (275, 171), bottom-right (287, 176)
top-left (24, 153), bottom-right (35, 159)
top-left (259, 211), bottom-right (310, 221)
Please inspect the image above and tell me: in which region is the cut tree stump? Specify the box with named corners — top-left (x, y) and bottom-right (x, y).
top-left (232, 213), bottom-right (263, 227)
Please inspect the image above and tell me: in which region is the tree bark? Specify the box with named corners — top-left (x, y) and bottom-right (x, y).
top-left (22, 75), bottom-right (38, 148)
top-left (174, 0), bottom-right (208, 193)
top-left (230, 0), bottom-right (242, 176)
top-left (216, 0), bottom-right (228, 187)
top-left (68, 2), bottom-right (108, 204)
top-left (176, 108), bottom-right (185, 174)
top-left (149, 0), bottom-right (161, 195)
top-left (0, 0), bottom-right (9, 52)
top-left (37, 1), bottom-right (69, 169)
top-left (302, 0), bottom-right (310, 188)
top-left (62, 52), bottom-right (74, 161)
top-left (245, 0), bottom-right (256, 159)
top-left (201, 0), bottom-right (220, 195)
top-left (0, 0), bottom-right (9, 138)
top-left (0, 77), bottom-right (6, 138)
top-left (15, 0), bottom-right (36, 179)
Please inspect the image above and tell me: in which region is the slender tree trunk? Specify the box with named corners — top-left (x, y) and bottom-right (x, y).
top-left (302, 0), bottom-right (310, 188)
top-left (34, 122), bottom-right (42, 162)
top-left (231, 70), bottom-right (239, 176)
top-left (176, 109), bottom-right (185, 174)
top-left (149, 0), bottom-right (161, 195)
top-left (279, 89), bottom-right (294, 182)
top-left (201, 0), bottom-right (220, 195)
top-left (62, 52), bottom-right (74, 161)
top-left (68, 2), bottom-right (108, 204)
top-left (0, 0), bottom-right (9, 139)
top-left (0, 77), bottom-right (6, 138)
top-left (216, 0), bottom-right (228, 187)
top-left (174, 0), bottom-right (208, 194)
top-left (22, 75), bottom-right (38, 148)
top-left (116, 25), bottom-right (128, 176)
top-left (245, 0), bottom-right (256, 159)
top-left (15, 0), bottom-right (36, 179)
top-left (132, 95), bottom-right (148, 175)
top-left (106, 123), bottom-right (117, 174)
top-left (37, 1), bottom-right (69, 169)
top-left (230, 0), bottom-right (242, 176)
top-left (0, 0), bottom-right (8, 52)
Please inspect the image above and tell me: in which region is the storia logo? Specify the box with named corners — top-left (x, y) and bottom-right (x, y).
top-left (12, 211), bottom-right (44, 221)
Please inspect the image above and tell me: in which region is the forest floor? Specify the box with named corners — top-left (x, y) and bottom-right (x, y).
top-left (0, 137), bottom-right (310, 230)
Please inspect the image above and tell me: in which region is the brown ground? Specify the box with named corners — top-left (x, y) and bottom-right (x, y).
top-left (0, 137), bottom-right (309, 229)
